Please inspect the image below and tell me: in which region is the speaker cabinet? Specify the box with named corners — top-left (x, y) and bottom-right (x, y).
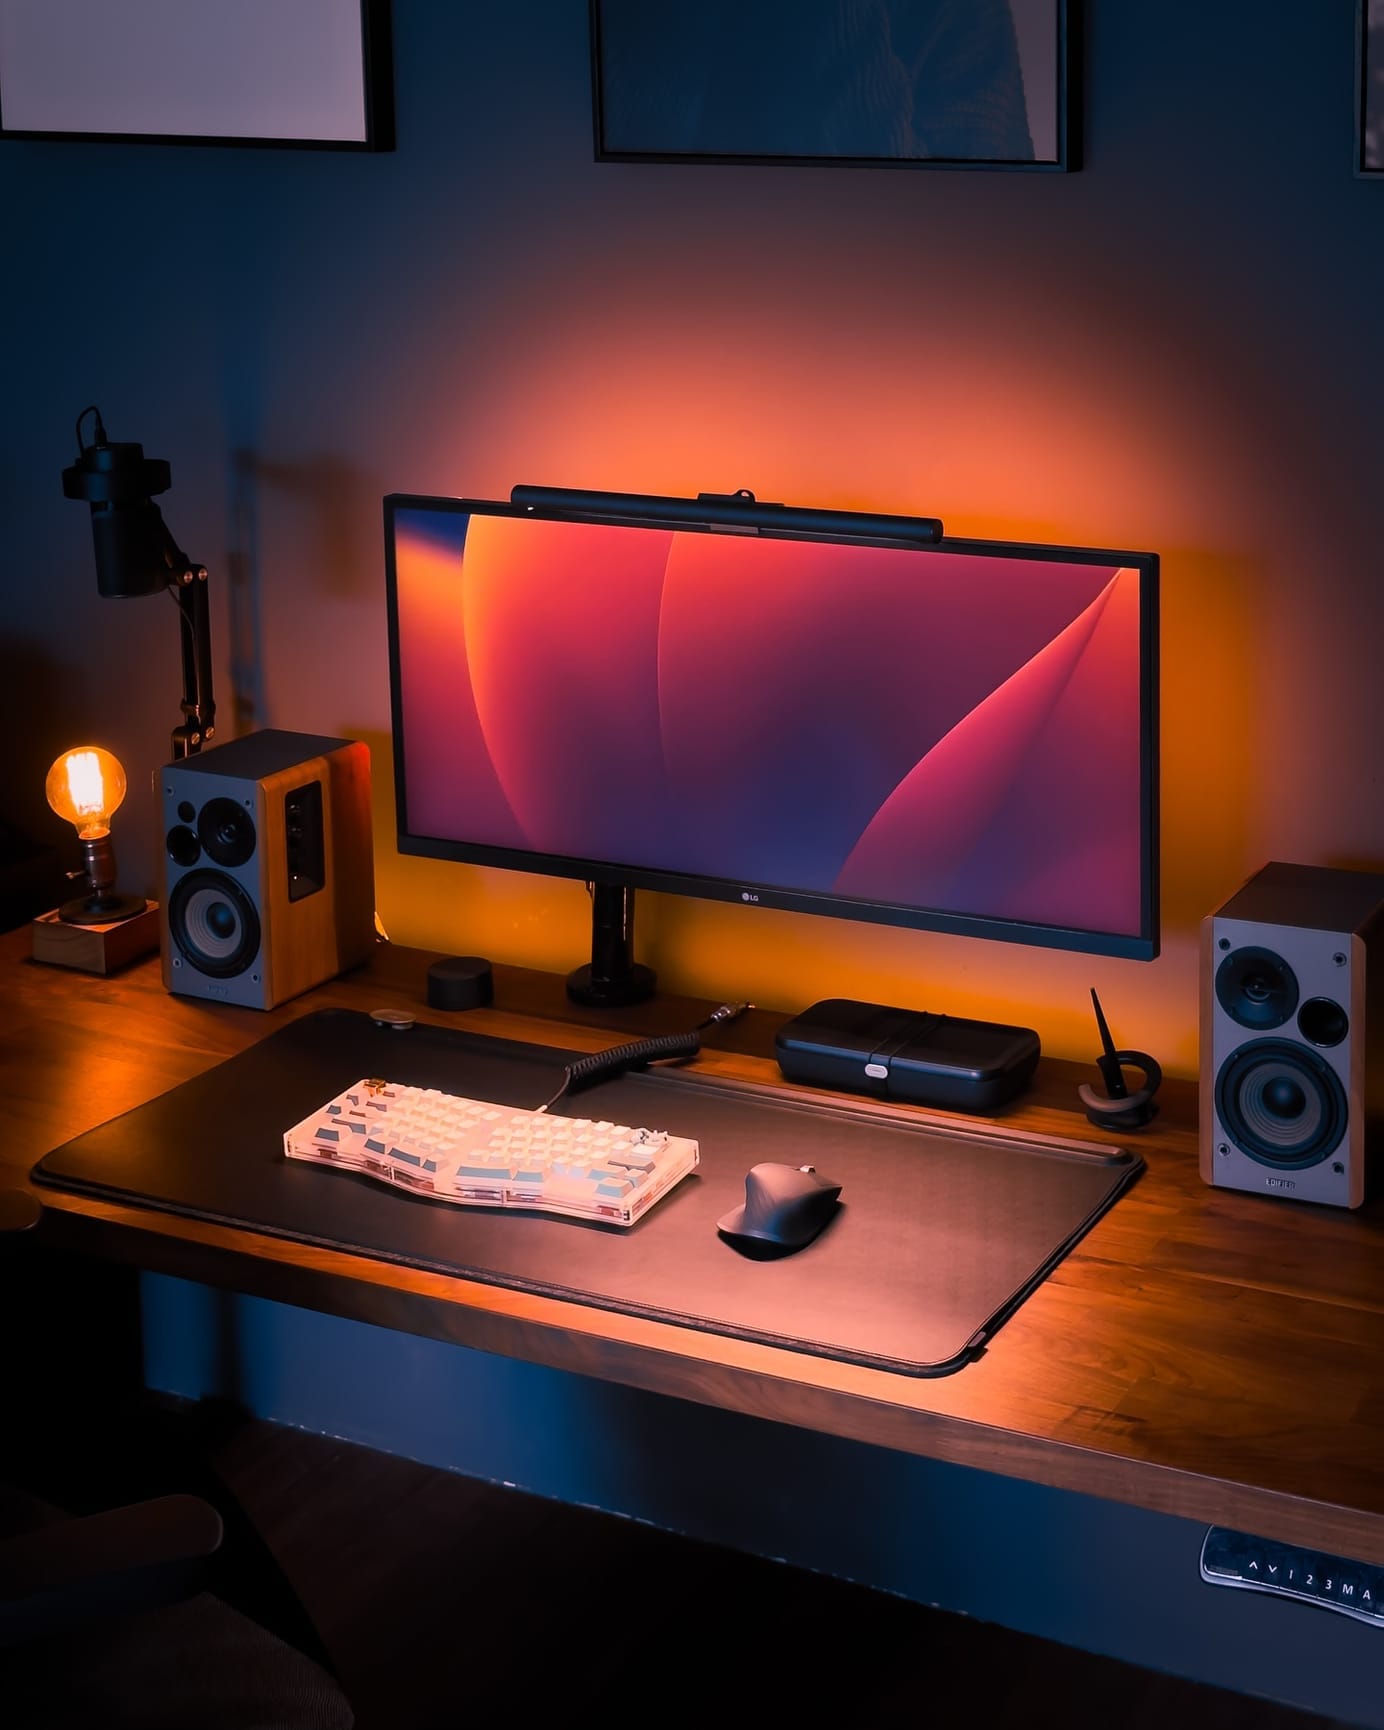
top-left (1201, 862), bottom-right (1384, 1208)
top-left (159, 730), bottom-right (374, 1010)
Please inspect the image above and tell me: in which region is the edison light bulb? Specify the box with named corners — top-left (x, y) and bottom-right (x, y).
top-left (45, 745), bottom-right (145, 925)
top-left (45, 746), bottom-right (128, 839)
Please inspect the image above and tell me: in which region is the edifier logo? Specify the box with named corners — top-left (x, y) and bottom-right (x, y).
top-left (740, 890), bottom-right (760, 903)
top-left (1265, 1176), bottom-right (1296, 1191)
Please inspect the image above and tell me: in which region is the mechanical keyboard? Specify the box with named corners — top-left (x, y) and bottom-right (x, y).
top-left (283, 1078), bottom-right (700, 1226)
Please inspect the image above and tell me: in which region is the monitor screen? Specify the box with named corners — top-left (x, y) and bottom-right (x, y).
top-left (385, 493), bottom-right (1158, 964)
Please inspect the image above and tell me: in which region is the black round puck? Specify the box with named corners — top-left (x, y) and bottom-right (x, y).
top-left (427, 955), bottom-right (494, 1011)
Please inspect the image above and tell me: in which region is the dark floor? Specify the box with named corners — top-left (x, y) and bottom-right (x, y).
top-left (128, 1404), bottom-right (1356, 1730)
top-left (0, 1389), bottom-right (1364, 1730)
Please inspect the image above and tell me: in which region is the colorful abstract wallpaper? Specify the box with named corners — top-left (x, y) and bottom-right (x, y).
top-left (390, 505), bottom-right (1154, 951)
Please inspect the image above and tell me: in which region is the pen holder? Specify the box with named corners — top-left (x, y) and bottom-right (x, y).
top-left (1078, 1049), bottom-right (1162, 1130)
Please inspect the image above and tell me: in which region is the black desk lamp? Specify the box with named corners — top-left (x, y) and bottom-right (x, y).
top-left (61, 407), bottom-right (216, 759)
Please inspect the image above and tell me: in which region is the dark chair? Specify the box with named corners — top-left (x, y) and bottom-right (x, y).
top-left (0, 1189), bottom-right (353, 1729)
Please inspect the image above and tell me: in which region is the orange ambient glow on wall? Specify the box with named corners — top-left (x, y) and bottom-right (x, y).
top-left (372, 262), bottom-right (1273, 1081)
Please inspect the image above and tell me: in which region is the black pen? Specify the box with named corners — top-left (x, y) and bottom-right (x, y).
top-left (1090, 988), bottom-right (1129, 1099)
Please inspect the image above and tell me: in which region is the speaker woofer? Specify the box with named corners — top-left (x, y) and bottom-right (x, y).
top-left (1215, 945), bottom-right (1299, 1030)
top-left (168, 869), bottom-right (261, 977)
top-left (1215, 1038), bottom-right (1348, 1169)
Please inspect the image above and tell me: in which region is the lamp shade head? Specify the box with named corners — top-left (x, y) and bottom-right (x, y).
top-left (61, 439), bottom-right (171, 507)
top-left (60, 407), bottom-right (213, 761)
top-left (63, 432), bottom-right (176, 598)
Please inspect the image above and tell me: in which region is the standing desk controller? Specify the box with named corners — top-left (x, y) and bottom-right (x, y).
top-left (1200, 1527), bottom-right (1384, 1626)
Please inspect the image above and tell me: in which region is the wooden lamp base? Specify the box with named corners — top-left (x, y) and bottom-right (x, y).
top-left (31, 903), bottom-right (161, 975)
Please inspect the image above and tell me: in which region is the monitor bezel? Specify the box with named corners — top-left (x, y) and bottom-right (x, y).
top-left (384, 492), bottom-right (1160, 961)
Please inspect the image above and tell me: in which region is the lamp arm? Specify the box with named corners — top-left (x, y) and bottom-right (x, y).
top-left (169, 565), bottom-right (215, 759)
top-left (162, 522), bottom-right (215, 758)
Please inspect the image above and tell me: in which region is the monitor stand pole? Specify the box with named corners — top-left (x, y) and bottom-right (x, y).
top-left (567, 883), bottom-right (656, 1007)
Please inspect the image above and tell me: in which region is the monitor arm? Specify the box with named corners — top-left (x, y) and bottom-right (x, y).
top-left (567, 883), bottom-right (655, 1008)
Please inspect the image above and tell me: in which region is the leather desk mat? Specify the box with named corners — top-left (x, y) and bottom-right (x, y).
top-left (33, 1009), bottom-right (1143, 1377)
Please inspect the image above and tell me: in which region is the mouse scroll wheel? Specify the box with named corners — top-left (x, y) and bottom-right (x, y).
top-left (798, 1164), bottom-right (816, 1174)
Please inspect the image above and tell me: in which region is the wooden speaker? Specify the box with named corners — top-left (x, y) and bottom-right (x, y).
top-left (159, 730), bottom-right (374, 1010)
top-left (1200, 862), bottom-right (1384, 1208)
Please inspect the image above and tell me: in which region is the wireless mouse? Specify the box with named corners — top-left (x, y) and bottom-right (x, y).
top-left (717, 1162), bottom-right (842, 1254)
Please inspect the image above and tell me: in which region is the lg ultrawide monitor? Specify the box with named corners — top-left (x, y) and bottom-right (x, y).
top-left (385, 491), bottom-right (1158, 966)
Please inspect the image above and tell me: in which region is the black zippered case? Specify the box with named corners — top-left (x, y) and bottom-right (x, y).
top-left (775, 997), bottom-right (1040, 1112)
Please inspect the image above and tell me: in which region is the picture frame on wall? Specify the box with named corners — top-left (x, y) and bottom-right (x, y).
top-left (590, 0), bottom-right (1075, 172)
top-left (0, 0), bottom-right (393, 150)
top-left (1359, 0), bottom-right (1384, 175)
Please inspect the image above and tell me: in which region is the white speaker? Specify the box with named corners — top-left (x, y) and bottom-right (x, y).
top-left (1200, 862), bottom-right (1384, 1208)
top-left (159, 730), bottom-right (374, 1010)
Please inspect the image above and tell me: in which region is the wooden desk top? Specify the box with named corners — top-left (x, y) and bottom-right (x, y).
top-left (4, 927), bottom-right (1383, 1563)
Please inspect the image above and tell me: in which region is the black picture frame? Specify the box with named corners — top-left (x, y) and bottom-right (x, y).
top-left (0, 0), bottom-right (393, 151)
top-left (1358, 0), bottom-right (1383, 176)
top-left (590, 0), bottom-right (1076, 172)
